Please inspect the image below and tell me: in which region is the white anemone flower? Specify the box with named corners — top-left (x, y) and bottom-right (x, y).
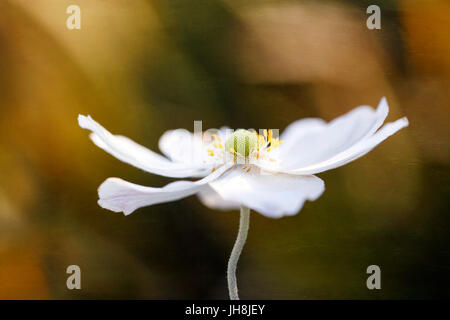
top-left (78, 97), bottom-right (408, 299)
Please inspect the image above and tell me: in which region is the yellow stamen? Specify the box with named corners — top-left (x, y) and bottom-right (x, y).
top-left (212, 134), bottom-right (222, 142)
top-left (270, 138), bottom-right (280, 148)
top-left (258, 136), bottom-right (265, 146)
top-left (211, 167), bottom-right (216, 173)
top-left (268, 137), bottom-right (283, 149)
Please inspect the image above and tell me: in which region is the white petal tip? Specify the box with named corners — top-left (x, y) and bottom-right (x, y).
top-left (400, 117), bottom-right (409, 127)
top-left (377, 97), bottom-right (389, 114)
top-left (78, 114), bottom-right (92, 129)
top-left (97, 199), bottom-right (134, 216)
top-left (97, 178), bottom-right (138, 216)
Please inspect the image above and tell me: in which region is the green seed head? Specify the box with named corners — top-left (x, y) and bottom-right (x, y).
top-left (225, 129), bottom-right (257, 157)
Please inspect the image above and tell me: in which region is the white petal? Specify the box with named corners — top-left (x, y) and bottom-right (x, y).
top-left (209, 168), bottom-right (324, 218)
top-left (197, 186), bottom-right (241, 211)
top-left (159, 126), bottom-right (234, 168)
top-left (78, 115), bottom-right (210, 178)
top-left (98, 164), bottom-right (233, 215)
top-left (217, 126), bottom-right (232, 140)
top-left (277, 97), bottom-right (389, 170)
top-left (279, 118), bottom-right (327, 151)
top-left (158, 129), bottom-right (203, 165)
top-left (285, 117), bottom-right (409, 175)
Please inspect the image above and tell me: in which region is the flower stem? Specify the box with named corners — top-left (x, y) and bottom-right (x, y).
top-left (227, 205), bottom-right (250, 300)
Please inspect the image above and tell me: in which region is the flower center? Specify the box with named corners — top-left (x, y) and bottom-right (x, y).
top-left (225, 129), bottom-right (257, 157)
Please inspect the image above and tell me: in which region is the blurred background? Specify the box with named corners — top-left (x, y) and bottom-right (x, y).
top-left (0, 0), bottom-right (449, 299)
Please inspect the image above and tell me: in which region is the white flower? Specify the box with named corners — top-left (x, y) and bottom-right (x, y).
top-left (78, 97), bottom-right (408, 218)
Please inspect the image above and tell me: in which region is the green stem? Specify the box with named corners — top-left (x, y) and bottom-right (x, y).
top-left (227, 205), bottom-right (250, 300)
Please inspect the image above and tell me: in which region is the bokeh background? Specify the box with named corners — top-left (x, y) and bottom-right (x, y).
top-left (0, 0), bottom-right (449, 299)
